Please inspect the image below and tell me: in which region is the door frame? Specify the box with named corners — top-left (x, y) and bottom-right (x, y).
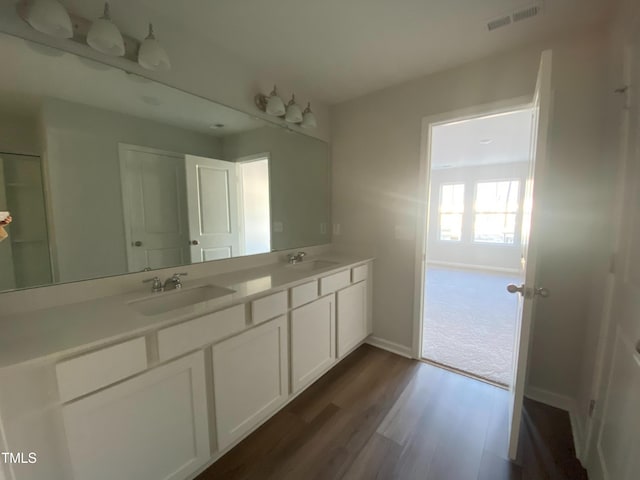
top-left (411, 95), bottom-right (534, 360)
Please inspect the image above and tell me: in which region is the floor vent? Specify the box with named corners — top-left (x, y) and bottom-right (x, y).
top-left (487, 16), bottom-right (511, 31)
top-left (512, 5), bottom-right (541, 22)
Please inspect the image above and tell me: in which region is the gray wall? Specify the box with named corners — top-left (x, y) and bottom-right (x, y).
top-left (222, 126), bottom-right (330, 251)
top-left (331, 28), bottom-right (610, 402)
top-left (42, 98), bottom-right (222, 283)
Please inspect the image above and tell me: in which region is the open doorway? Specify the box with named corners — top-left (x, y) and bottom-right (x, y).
top-left (421, 108), bottom-right (534, 387)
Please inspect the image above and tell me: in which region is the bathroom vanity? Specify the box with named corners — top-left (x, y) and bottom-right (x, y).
top-left (0, 255), bottom-right (373, 480)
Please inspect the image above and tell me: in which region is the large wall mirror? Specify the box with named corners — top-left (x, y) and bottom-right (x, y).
top-left (0, 33), bottom-right (330, 292)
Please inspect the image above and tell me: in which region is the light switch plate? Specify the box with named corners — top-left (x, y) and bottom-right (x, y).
top-left (333, 224), bottom-right (341, 235)
top-left (320, 223), bottom-right (327, 234)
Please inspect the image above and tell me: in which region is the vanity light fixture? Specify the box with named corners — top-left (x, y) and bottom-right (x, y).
top-left (87, 3), bottom-right (125, 57)
top-left (24, 0), bottom-right (73, 39)
top-left (284, 95), bottom-right (303, 124)
top-left (263, 86), bottom-right (286, 116)
top-left (301, 103), bottom-right (317, 129)
top-left (138, 23), bottom-right (171, 71)
top-left (255, 87), bottom-right (317, 128)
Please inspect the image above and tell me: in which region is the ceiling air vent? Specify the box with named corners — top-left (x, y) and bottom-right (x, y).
top-left (512, 5), bottom-right (541, 23)
top-left (487, 16), bottom-right (511, 31)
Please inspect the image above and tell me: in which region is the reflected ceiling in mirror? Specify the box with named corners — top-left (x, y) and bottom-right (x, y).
top-left (0, 33), bottom-right (330, 292)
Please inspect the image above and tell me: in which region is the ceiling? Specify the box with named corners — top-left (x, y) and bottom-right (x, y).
top-left (431, 109), bottom-right (533, 168)
top-left (0, 33), bottom-right (267, 136)
top-left (118, 0), bottom-right (614, 104)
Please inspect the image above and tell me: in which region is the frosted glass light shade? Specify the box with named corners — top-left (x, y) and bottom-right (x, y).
top-left (138, 23), bottom-right (171, 71)
top-left (25, 0), bottom-right (73, 39)
top-left (285, 95), bottom-right (302, 123)
top-left (301, 103), bottom-right (317, 128)
top-left (266, 87), bottom-right (285, 116)
top-left (87, 3), bottom-right (124, 56)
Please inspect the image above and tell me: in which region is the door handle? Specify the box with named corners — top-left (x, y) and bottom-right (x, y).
top-left (534, 287), bottom-right (550, 298)
top-left (190, 240), bottom-right (199, 245)
top-left (507, 284), bottom-right (525, 296)
top-left (506, 284), bottom-right (550, 298)
top-left (133, 241), bottom-right (143, 247)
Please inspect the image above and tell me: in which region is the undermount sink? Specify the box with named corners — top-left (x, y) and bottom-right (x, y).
top-left (286, 260), bottom-right (338, 272)
top-left (128, 284), bottom-right (235, 316)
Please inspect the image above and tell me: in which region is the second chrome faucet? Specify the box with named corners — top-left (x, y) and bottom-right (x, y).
top-left (142, 272), bottom-right (188, 292)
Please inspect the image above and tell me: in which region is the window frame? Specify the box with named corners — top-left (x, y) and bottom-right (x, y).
top-left (472, 178), bottom-right (522, 246)
top-left (437, 182), bottom-right (465, 242)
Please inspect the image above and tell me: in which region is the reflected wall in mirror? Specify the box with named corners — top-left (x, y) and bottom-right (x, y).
top-left (0, 33), bottom-right (330, 292)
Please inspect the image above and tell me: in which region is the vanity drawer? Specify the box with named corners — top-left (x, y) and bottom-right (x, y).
top-left (252, 291), bottom-right (288, 325)
top-left (320, 270), bottom-right (351, 295)
top-left (290, 281), bottom-right (319, 308)
top-left (56, 337), bottom-right (147, 402)
top-left (157, 304), bottom-right (246, 362)
top-left (352, 264), bottom-right (369, 283)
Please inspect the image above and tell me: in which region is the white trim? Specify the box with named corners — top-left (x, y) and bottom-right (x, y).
top-left (525, 386), bottom-right (585, 463)
top-left (427, 260), bottom-right (519, 275)
top-left (365, 336), bottom-right (413, 359)
top-left (412, 95), bottom-right (534, 359)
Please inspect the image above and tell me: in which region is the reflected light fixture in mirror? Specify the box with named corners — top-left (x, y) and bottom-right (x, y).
top-left (138, 23), bottom-right (171, 71)
top-left (87, 2), bottom-right (124, 57)
top-left (301, 103), bottom-right (317, 129)
top-left (285, 95), bottom-right (303, 123)
top-left (255, 87), bottom-right (316, 128)
top-left (266, 86), bottom-right (286, 116)
top-left (24, 0), bottom-right (73, 38)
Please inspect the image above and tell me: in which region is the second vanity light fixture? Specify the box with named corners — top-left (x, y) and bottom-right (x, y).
top-left (19, 0), bottom-right (171, 71)
top-left (255, 86), bottom-right (317, 129)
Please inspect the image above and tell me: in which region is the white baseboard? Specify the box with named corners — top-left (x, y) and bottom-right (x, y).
top-left (427, 260), bottom-right (519, 275)
top-left (365, 336), bottom-right (413, 358)
top-left (525, 386), bottom-right (585, 463)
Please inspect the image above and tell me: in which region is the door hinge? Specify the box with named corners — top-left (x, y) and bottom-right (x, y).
top-left (589, 399), bottom-right (597, 417)
top-left (609, 253), bottom-right (616, 274)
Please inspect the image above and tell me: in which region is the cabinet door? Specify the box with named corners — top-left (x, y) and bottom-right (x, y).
top-left (62, 351), bottom-right (210, 480)
top-left (212, 316), bottom-right (288, 451)
top-left (337, 281), bottom-right (367, 358)
top-left (291, 295), bottom-right (335, 393)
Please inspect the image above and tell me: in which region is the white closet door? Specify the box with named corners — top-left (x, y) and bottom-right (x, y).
top-left (185, 155), bottom-right (240, 262)
top-left (120, 145), bottom-right (190, 272)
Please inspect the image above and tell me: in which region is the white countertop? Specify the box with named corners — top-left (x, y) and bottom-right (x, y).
top-left (0, 254), bottom-right (372, 369)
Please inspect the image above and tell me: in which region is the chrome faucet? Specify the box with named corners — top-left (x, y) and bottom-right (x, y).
top-left (163, 272), bottom-right (188, 290)
top-left (287, 251), bottom-right (307, 264)
top-left (142, 276), bottom-right (163, 293)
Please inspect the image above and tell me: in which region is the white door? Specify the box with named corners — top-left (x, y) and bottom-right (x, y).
top-left (337, 281), bottom-right (368, 358)
top-left (291, 295), bottom-right (336, 393)
top-left (506, 50), bottom-right (553, 460)
top-left (212, 316), bottom-right (288, 451)
top-left (62, 351), bottom-right (210, 480)
top-left (120, 145), bottom-right (190, 272)
top-left (591, 36), bottom-right (640, 480)
top-left (185, 155), bottom-right (240, 262)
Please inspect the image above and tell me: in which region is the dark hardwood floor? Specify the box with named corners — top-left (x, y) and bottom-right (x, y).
top-left (197, 345), bottom-right (587, 480)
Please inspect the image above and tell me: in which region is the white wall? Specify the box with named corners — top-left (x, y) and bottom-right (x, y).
top-left (427, 162), bottom-right (528, 272)
top-left (331, 28), bottom-right (610, 401)
top-left (222, 127), bottom-right (331, 251)
top-left (42, 98), bottom-right (222, 283)
top-left (0, 1), bottom-right (330, 142)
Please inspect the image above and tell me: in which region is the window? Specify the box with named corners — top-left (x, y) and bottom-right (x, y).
top-left (474, 180), bottom-right (520, 244)
top-left (439, 184), bottom-right (464, 241)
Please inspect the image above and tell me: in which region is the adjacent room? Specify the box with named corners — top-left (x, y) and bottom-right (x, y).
top-left (422, 109), bottom-right (533, 387)
top-left (0, 1), bottom-right (638, 480)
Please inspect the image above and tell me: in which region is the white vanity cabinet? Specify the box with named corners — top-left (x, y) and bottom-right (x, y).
top-left (212, 315), bottom-right (289, 451)
top-left (336, 280), bottom-right (368, 358)
top-left (61, 350), bottom-right (210, 480)
top-left (290, 295), bottom-right (335, 393)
